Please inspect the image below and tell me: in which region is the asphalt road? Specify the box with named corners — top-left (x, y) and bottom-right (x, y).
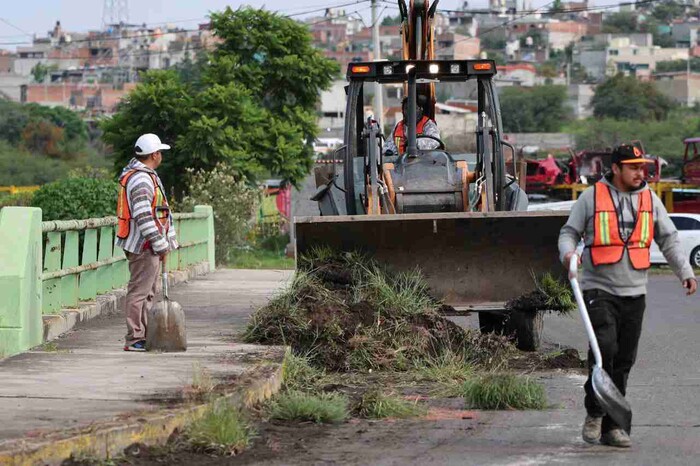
top-left (236, 274), bottom-right (700, 466)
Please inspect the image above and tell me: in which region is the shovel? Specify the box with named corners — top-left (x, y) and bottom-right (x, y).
top-left (569, 254), bottom-right (632, 434)
top-left (146, 256), bottom-right (187, 352)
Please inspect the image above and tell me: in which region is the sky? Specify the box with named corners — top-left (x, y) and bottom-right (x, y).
top-left (0, 0), bottom-right (624, 50)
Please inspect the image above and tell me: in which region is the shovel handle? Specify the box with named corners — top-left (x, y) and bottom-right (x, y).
top-left (569, 254), bottom-right (603, 368)
top-left (161, 257), bottom-right (169, 301)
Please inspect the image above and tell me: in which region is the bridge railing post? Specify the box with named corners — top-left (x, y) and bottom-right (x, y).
top-left (194, 205), bottom-right (215, 272)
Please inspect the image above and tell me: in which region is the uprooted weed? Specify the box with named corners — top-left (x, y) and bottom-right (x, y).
top-left (506, 272), bottom-right (575, 315)
top-left (268, 391), bottom-right (349, 424)
top-left (244, 249), bottom-right (514, 372)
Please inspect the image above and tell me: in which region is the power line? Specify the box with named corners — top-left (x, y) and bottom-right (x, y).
top-left (285, 0), bottom-right (372, 18)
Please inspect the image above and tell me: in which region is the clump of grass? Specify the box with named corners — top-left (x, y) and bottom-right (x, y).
top-left (269, 391), bottom-right (349, 424)
top-left (462, 373), bottom-right (547, 410)
top-left (506, 272), bottom-right (575, 315)
top-left (185, 398), bottom-right (255, 456)
top-left (190, 362), bottom-right (216, 401)
top-left (282, 351), bottom-right (325, 392)
top-left (356, 389), bottom-right (426, 419)
top-left (411, 350), bottom-right (476, 396)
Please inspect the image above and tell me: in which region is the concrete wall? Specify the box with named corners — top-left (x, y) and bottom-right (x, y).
top-left (0, 208), bottom-right (43, 358)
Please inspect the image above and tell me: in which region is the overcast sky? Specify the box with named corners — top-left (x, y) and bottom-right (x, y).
top-left (0, 0), bottom-right (623, 50)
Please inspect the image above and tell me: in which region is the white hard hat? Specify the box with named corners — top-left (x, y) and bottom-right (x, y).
top-left (134, 133), bottom-right (170, 156)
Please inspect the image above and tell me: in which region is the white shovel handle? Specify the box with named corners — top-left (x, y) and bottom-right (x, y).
top-left (569, 254), bottom-right (603, 368)
top-left (161, 259), bottom-right (169, 301)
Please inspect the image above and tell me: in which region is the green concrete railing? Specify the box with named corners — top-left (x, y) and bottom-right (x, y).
top-left (0, 205), bottom-right (215, 358)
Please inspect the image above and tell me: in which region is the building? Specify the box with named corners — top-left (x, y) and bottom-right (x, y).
top-left (435, 33), bottom-right (480, 60)
top-left (653, 72), bottom-right (700, 107)
top-left (575, 34), bottom-right (688, 80)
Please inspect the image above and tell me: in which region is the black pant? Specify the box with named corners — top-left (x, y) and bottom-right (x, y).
top-left (582, 289), bottom-right (646, 434)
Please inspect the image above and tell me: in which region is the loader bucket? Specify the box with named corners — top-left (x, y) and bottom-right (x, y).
top-left (294, 211), bottom-right (569, 307)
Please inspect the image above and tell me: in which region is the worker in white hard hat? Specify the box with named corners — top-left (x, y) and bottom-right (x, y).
top-left (115, 133), bottom-right (178, 351)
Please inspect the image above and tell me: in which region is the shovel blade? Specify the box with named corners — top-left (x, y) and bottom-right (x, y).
top-left (592, 365), bottom-right (632, 434)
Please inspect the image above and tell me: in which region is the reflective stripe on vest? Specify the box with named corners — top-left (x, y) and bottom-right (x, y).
top-left (591, 182), bottom-right (654, 270)
top-left (394, 116), bottom-right (431, 154)
top-left (116, 170), bottom-right (169, 240)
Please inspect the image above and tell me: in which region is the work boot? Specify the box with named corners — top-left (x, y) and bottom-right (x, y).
top-left (581, 415), bottom-right (602, 444)
top-left (600, 429), bottom-right (631, 448)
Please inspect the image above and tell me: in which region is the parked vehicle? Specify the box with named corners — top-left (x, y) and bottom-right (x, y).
top-left (650, 213), bottom-right (700, 268)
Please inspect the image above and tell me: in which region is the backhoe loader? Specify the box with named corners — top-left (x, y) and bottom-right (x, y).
top-left (295, 0), bottom-right (569, 349)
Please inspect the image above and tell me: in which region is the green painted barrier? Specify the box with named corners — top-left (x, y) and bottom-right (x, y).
top-left (0, 207), bottom-right (43, 358)
top-left (0, 206), bottom-right (215, 358)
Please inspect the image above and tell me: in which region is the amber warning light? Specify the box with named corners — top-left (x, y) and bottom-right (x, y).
top-left (351, 65), bottom-right (371, 73)
top-left (473, 63), bottom-right (492, 71)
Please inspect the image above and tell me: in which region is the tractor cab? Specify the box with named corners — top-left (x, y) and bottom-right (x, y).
top-left (313, 59), bottom-right (527, 217)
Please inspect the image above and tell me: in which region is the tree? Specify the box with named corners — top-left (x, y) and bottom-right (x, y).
top-left (102, 7), bottom-right (338, 193)
top-left (499, 85), bottom-right (572, 133)
top-left (591, 74), bottom-right (675, 121)
top-left (651, 0), bottom-right (685, 23)
top-left (602, 12), bottom-right (638, 34)
top-left (381, 14), bottom-right (401, 26)
top-left (30, 63), bottom-right (57, 83)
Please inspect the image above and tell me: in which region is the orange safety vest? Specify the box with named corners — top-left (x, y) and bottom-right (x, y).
top-left (591, 182), bottom-right (654, 270)
top-left (393, 115), bottom-right (431, 154)
top-left (116, 169), bottom-right (169, 240)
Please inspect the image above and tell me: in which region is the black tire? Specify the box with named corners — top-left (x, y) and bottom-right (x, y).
top-left (691, 246), bottom-right (700, 269)
top-left (478, 312), bottom-right (508, 335)
top-left (507, 311), bottom-right (544, 352)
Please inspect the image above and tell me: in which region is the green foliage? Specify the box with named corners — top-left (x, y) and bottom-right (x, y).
top-left (591, 74), bottom-right (675, 121)
top-left (0, 191), bottom-right (34, 208)
top-left (356, 389), bottom-right (426, 419)
top-left (30, 63), bottom-right (57, 83)
top-left (31, 177), bottom-right (118, 221)
top-left (381, 14), bottom-right (402, 26)
top-left (102, 8), bottom-right (338, 191)
top-left (269, 391), bottom-right (349, 423)
top-left (602, 12), bottom-right (638, 34)
top-left (480, 35), bottom-right (506, 51)
top-left (179, 164), bottom-right (259, 264)
top-left (186, 398), bottom-right (254, 456)
top-left (571, 110), bottom-right (700, 164)
top-left (0, 141), bottom-right (69, 185)
top-left (282, 351), bottom-right (325, 392)
top-left (227, 248), bottom-right (295, 269)
top-left (462, 374), bottom-right (547, 410)
top-left (0, 100), bottom-right (88, 159)
top-left (499, 85), bottom-right (572, 132)
top-left (651, 0), bottom-right (685, 22)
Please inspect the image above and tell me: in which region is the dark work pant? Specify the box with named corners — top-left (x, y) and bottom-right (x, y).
top-left (582, 289), bottom-right (646, 434)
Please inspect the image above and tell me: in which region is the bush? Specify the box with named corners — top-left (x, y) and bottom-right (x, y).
top-left (0, 141), bottom-right (69, 186)
top-left (180, 164), bottom-right (259, 264)
top-left (462, 373), bottom-right (547, 410)
top-left (0, 191), bottom-right (35, 208)
top-left (32, 177), bottom-right (119, 221)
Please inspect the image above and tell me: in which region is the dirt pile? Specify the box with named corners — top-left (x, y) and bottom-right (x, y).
top-left (244, 250), bottom-right (512, 371)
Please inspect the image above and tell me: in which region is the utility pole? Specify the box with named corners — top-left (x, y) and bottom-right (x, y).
top-left (372, 0), bottom-right (384, 129)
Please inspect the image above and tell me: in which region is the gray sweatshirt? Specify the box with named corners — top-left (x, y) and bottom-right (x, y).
top-left (558, 175), bottom-right (694, 296)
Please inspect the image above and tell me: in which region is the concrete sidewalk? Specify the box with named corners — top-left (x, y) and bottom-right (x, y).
top-left (0, 269), bottom-right (292, 464)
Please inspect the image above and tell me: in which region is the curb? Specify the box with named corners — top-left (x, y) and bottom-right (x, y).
top-left (41, 262), bottom-right (211, 343)
top-left (0, 346), bottom-right (286, 466)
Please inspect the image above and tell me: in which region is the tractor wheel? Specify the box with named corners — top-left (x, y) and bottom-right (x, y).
top-left (478, 312), bottom-right (508, 335)
top-left (507, 310), bottom-right (544, 352)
